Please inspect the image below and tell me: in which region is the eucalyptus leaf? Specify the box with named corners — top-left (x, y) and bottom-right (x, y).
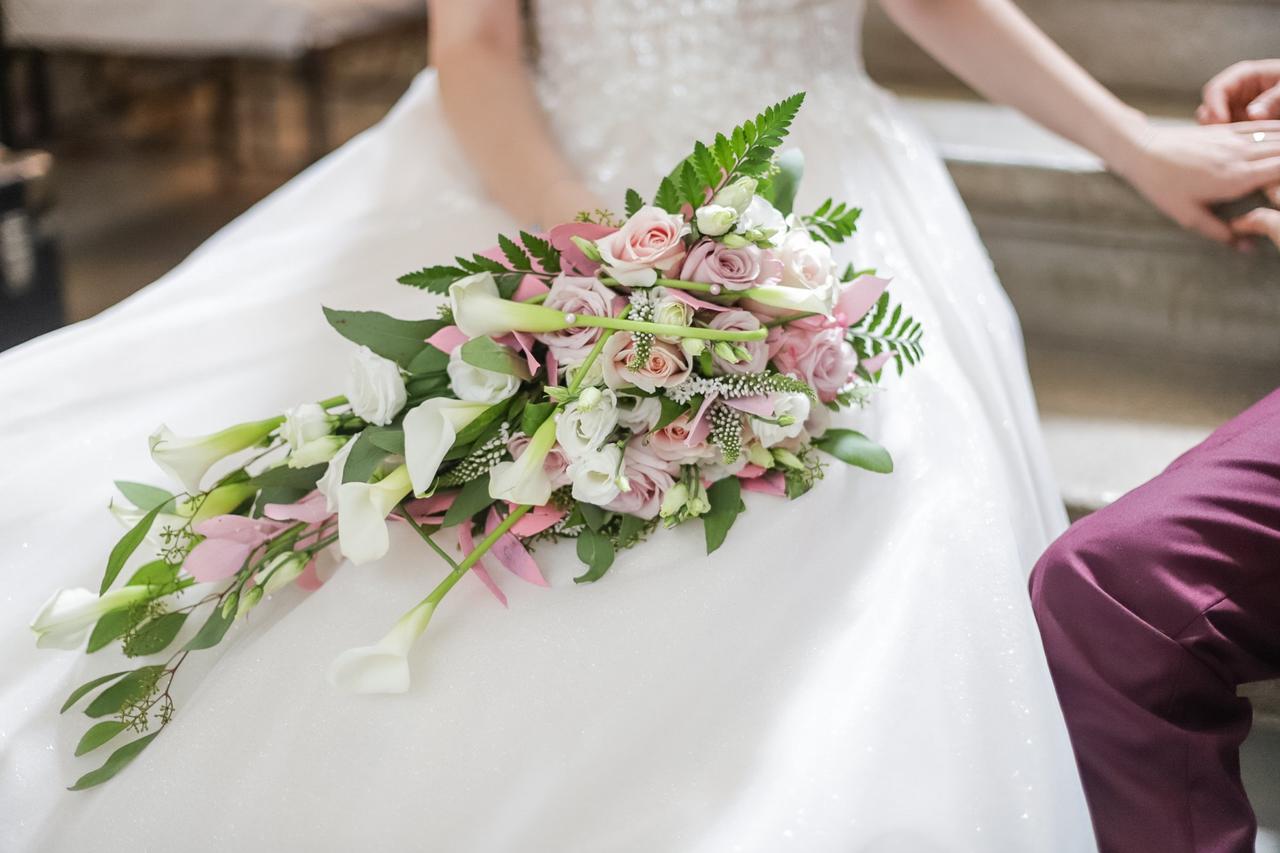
top-left (814, 429), bottom-right (893, 474)
top-left (113, 481), bottom-right (174, 512)
top-left (86, 608), bottom-right (137, 654)
top-left (366, 427), bottom-right (406, 455)
top-left (101, 504), bottom-right (163, 594)
top-left (520, 402), bottom-right (556, 438)
top-left (124, 612), bottom-right (188, 657)
top-left (441, 475), bottom-right (494, 527)
top-left (342, 431), bottom-right (389, 484)
top-left (322, 307), bottom-right (443, 368)
top-left (60, 671), bottom-right (129, 714)
top-left (184, 604), bottom-right (235, 651)
top-left (249, 463), bottom-right (326, 490)
top-left (460, 336), bottom-right (532, 380)
top-left (573, 528), bottom-right (615, 584)
top-left (85, 666), bottom-right (164, 718)
top-left (703, 477), bottom-right (744, 554)
top-left (75, 720), bottom-right (127, 757)
top-left (126, 559), bottom-right (178, 587)
top-left (68, 732), bottom-right (160, 791)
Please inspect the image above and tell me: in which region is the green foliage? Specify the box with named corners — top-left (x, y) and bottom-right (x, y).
top-left (814, 428), bottom-right (894, 474)
top-left (520, 401), bottom-right (556, 437)
top-left (801, 198), bottom-right (861, 244)
top-left (61, 671), bottom-right (130, 714)
top-left (573, 527), bottom-right (615, 584)
top-left (460, 336), bottom-right (532, 379)
top-left (406, 344), bottom-right (450, 375)
top-left (68, 732), bottom-right (160, 791)
top-left (654, 396), bottom-right (688, 431)
top-left (84, 666), bottom-right (164, 719)
top-left (441, 475), bottom-right (494, 527)
top-left (123, 611), bottom-right (188, 657)
top-left (763, 149), bottom-right (804, 216)
top-left (658, 92), bottom-right (806, 213)
top-left (341, 431), bottom-right (390, 484)
top-left (399, 231), bottom-right (560, 295)
top-left (322, 308), bottom-right (444, 369)
top-left (184, 603), bottom-right (236, 652)
top-left (624, 188), bottom-right (644, 218)
top-left (100, 503), bottom-right (163, 593)
top-left (365, 426), bottom-right (406, 455)
top-left (75, 720), bottom-right (127, 757)
top-left (113, 481), bottom-right (174, 512)
top-left (847, 292), bottom-right (925, 377)
top-left (703, 477), bottom-right (744, 554)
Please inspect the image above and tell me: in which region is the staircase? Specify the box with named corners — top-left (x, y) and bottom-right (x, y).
top-left (862, 1), bottom-right (1280, 726)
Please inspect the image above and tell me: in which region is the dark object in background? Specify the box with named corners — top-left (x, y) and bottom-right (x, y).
top-left (0, 148), bottom-right (63, 351)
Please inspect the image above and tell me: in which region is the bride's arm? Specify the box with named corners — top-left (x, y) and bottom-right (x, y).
top-left (875, 0), bottom-right (1280, 243)
top-left (429, 0), bottom-right (602, 226)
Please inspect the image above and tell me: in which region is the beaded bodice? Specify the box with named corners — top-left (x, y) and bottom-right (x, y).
top-left (532, 0), bottom-right (870, 198)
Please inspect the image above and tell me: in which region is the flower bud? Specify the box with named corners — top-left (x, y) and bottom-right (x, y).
top-left (720, 232), bottom-right (751, 249)
top-left (712, 177), bottom-right (758, 215)
top-left (695, 204), bottom-right (738, 237)
top-left (659, 482), bottom-right (690, 520)
top-left (681, 338), bottom-right (707, 357)
top-left (236, 585), bottom-right (264, 620)
top-left (569, 235), bottom-right (603, 262)
top-left (713, 342), bottom-right (740, 363)
top-left (772, 447), bottom-right (805, 470)
top-left (746, 442), bottom-right (775, 469)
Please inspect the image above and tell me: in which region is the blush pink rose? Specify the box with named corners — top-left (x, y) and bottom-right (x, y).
top-left (679, 239), bottom-right (783, 291)
top-left (532, 275), bottom-right (622, 365)
top-left (641, 414), bottom-right (718, 465)
top-left (597, 206), bottom-right (689, 287)
top-left (707, 309), bottom-right (768, 374)
top-left (606, 440), bottom-right (679, 520)
top-left (768, 325), bottom-right (858, 402)
top-left (508, 433), bottom-right (572, 488)
top-left (601, 333), bottom-right (692, 392)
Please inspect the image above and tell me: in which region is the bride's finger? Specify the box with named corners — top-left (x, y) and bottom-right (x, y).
top-left (1266, 184), bottom-right (1280, 206)
top-left (1243, 139), bottom-right (1280, 160)
top-left (1247, 84), bottom-right (1280, 121)
top-left (1245, 157), bottom-right (1280, 188)
top-left (1230, 119), bottom-right (1280, 136)
top-left (1230, 208), bottom-right (1280, 246)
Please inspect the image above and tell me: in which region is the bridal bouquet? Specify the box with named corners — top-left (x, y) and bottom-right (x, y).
top-left (33, 92), bottom-right (924, 789)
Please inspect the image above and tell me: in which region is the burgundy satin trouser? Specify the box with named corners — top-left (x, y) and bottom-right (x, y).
top-left (1030, 388), bottom-right (1280, 853)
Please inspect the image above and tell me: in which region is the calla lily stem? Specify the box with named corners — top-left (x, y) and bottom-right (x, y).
top-left (572, 314), bottom-right (766, 342)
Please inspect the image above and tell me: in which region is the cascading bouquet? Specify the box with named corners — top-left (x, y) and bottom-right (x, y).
top-left (32, 92), bottom-right (924, 789)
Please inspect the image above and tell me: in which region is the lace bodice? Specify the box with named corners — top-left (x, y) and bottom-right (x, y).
top-left (532, 0), bottom-right (870, 198)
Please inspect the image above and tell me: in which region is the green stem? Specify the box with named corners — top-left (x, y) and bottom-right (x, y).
top-left (409, 504), bottom-right (533, 609)
top-left (763, 311), bottom-right (820, 329)
top-left (572, 314), bottom-right (765, 342)
top-left (318, 395), bottom-right (347, 409)
top-left (568, 305), bottom-right (632, 395)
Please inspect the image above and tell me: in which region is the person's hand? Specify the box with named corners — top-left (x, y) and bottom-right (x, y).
top-left (1108, 120), bottom-right (1280, 243)
top-left (1197, 60), bottom-right (1280, 124)
top-left (1230, 206), bottom-right (1280, 250)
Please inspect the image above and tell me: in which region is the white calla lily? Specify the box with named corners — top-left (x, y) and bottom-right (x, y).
top-left (488, 416), bottom-right (557, 506)
top-left (743, 284), bottom-right (832, 317)
top-left (337, 465), bottom-right (413, 566)
top-left (148, 417), bottom-right (281, 494)
top-left (317, 436), bottom-right (357, 512)
top-left (328, 597), bottom-right (438, 694)
top-left (31, 586), bottom-right (153, 650)
top-left (403, 398), bottom-right (491, 496)
top-left (449, 272), bottom-right (571, 339)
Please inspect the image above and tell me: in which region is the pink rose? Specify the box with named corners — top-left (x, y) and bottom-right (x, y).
top-left (606, 440), bottom-right (678, 520)
top-left (601, 334), bottom-right (692, 392)
top-left (768, 325), bottom-right (858, 403)
top-left (532, 275), bottom-right (622, 365)
top-left (597, 206), bottom-right (690, 287)
top-left (707, 309), bottom-right (768, 374)
top-left (641, 414), bottom-right (717, 465)
top-left (508, 434), bottom-right (572, 488)
top-left (549, 222), bottom-right (616, 276)
top-left (679, 239), bottom-right (782, 292)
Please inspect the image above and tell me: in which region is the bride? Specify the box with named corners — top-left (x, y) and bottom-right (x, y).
top-left (4, 1), bottom-right (1278, 850)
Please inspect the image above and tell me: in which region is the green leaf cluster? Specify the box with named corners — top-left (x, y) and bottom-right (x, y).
top-left (801, 198), bottom-right (861, 244)
top-left (397, 231), bottom-right (561, 294)
top-left (848, 292), bottom-right (925, 377)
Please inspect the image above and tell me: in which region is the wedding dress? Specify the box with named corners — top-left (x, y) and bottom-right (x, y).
top-left (0, 1), bottom-right (1098, 849)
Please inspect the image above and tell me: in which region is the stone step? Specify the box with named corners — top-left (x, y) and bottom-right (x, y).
top-left (899, 96), bottom-right (1280, 376)
top-left (864, 0), bottom-right (1280, 110)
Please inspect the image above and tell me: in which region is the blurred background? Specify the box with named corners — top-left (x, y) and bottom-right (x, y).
top-left (0, 0), bottom-right (1276, 837)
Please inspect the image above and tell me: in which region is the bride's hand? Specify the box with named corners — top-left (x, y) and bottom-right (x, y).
top-left (1107, 120), bottom-right (1280, 243)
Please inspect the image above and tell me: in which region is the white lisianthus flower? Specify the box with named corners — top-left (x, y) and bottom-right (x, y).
top-left (345, 346), bottom-right (407, 426)
top-left (712, 176), bottom-right (758, 215)
top-left (282, 403), bottom-right (334, 452)
top-left (328, 597), bottom-right (437, 694)
top-left (752, 392), bottom-right (811, 448)
top-left (30, 585), bottom-right (153, 650)
top-left (317, 435), bottom-right (357, 512)
top-left (695, 204), bottom-right (738, 237)
top-left (149, 417), bottom-right (280, 494)
top-left (488, 417), bottom-right (557, 506)
top-left (555, 387), bottom-right (619, 459)
top-left (568, 444), bottom-right (626, 505)
top-left (288, 435), bottom-right (346, 469)
top-left (737, 195), bottom-right (788, 240)
top-left (450, 272), bottom-right (570, 338)
top-left (403, 398), bottom-right (491, 496)
top-left (446, 347), bottom-right (520, 405)
top-left (616, 394), bottom-right (662, 433)
top-left (337, 465), bottom-right (413, 566)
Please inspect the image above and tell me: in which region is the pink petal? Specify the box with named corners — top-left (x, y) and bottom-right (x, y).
top-left (723, 394), bottom-right (774, 417)
top-left (836, 276), bottom-right (891, 326)
top-left (512, 332), bottom-right (541, 374)
top-left (861, 352), bottom-right (893, 374)
top-left (426, 325), bottom-right (469, 354)
top-left (485, 509), bottom-right (549, 587)
top-left (685, 394), bottom-right (718, 446)
top-left (740, 470), bottom-right (787, 497)
top-left (264, 492), bottom-right (331, 524)
top-left (457, 522), bottom-right (508, 607)
top-left (295, 557), bottom-right (324, 591)
top-left (509, 504), bottom-right (565, 537)
top-left (738, 463), bottom-right (767, 479)
top-left (513, 275), bottom-right (550, 302)
top-left (192, 515), bottom-right (283, 545)
top-left (663, 287), bottom-right (733, 313)
top-left (549, 222), bottom-right (616, 275)
top-left (545, 349), bottom-right (559, 384)
top-left (186, 538), bottom-right (254, 582)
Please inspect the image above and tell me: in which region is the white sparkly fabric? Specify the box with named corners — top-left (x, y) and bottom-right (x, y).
top-left (0, 1), bottom-right (1096, 850)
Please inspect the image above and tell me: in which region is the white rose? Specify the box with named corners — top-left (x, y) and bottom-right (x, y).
top-left (282, 403), bottom-right (334, 452)
top-left (616, 394), bottom-right (662, 433)
top-left (712, 177), bottom-right (758, 215)
top-left (695, 204), bottom-right (738, 237)
top-left (751, 392), bottom-right (811, 448)
top-left (777, 229), bottom-right (837, 306)
top-left (737, 195), bottom-right (787, 241)
top-left (317, 435), bottom-right (357, 512)
top-left (345, 346), bottom-right (407, 426)
top-left (652, 289), bottom-right (694, 342)
top-left (568, 444), bottom-right (625, 505)
top-left (446, 347), bottom-right (520, 405)
top-left (556, 387), bottom-right (619, 459)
